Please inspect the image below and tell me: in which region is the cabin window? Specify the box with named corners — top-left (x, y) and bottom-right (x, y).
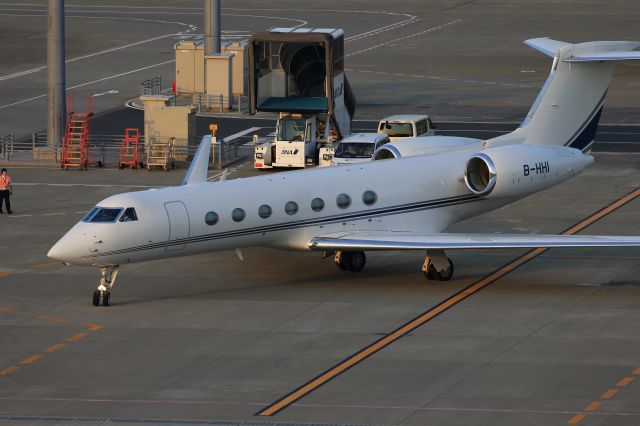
top-left (119, 207), bottom-right (138, 222)
top-left (90, 208), bottom-right (123, 223)
top-left (311, 198), bottom-right (325, 212)
top-left (205, 211), bottom-right (219, 225)
top-left (362, 190), bottom-right (377, 206)
top-left (258, 204), bottom-right (272, 219)
top-left (232, 208), bottom-right (246, 222)
top-left (336, 193), bottom-right (351, 209)
top-left (284, 201), bottom-right (299, 215)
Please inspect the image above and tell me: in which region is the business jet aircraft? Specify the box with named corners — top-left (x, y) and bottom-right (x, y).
top-left (49, 38), bottom-right (640, 306)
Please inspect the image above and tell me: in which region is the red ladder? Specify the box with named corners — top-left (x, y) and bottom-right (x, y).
top-left (61, 94), bottom-right (99, 170)
top-left (119, 128), bottom-right (142, 169)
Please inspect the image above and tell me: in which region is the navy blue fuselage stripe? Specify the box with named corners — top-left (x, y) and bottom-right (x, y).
top-left (89, 194), bottom-right (484, 258)
top-left (564, 90), bottom-right (607, 152)
top-left (568, 106), bottom-right (603, 152)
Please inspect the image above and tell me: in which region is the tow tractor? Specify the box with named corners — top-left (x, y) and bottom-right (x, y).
top-left (255, 112), bottom-right (319, 168)
top-left (249, 28), bottom-right (355, 169)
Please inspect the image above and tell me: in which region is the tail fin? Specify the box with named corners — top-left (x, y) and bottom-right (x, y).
top-left (487, 38), bottom-right (640, 151)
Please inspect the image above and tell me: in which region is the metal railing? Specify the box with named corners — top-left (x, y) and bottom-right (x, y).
top-left (211, 137), bottom-right (250, 168)
top-left (192, 93), bottom-right (246, 113)
top-left (0, 134), bottom-right (15, 160)
top-left (139, 76), bottom-right (162, 96)
top-left (1, 131), bottom-right (250, 168)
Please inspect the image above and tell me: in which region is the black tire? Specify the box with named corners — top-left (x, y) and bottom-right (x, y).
top-left (424, 258), bottom-right (454, 281)
top-left (347, 251), bottom-right (366, 272)
top-left (92, 290), bottom-right (100, 306)
top-left (336, 254), bottom-right (349, 271)
top-left (102, 291), bottom-right (110, 306)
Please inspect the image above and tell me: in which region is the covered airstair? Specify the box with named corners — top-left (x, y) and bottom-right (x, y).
top-left (248, 28), bottom-right (356, 141)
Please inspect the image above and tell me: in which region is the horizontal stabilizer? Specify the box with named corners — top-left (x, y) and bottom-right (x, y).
top-left (525, 38), bottom-right (640, 62)
top-left (565, 51), bottom-right (640, 62)
top-left (309, 231), bottom-right (640, 251)
top-left (524, 38), bottom-right (571, 57)
top-left (181, 136), bottom-right (212, 186)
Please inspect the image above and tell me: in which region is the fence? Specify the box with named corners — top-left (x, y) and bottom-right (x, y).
top-left (192, 93), bottom-right (246, 113)
top-left (1, 132), bottom-right (250, 168)
top-left (139, 76), bottom-right (162, 96)
top-left (0, 133), bottom-right (46, 161)
top-left (0, 134), bottom-right (14, 161)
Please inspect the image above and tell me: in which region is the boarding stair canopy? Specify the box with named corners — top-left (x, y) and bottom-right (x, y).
top-left (61, 94), bottom-right (101, 170)
top-left (248, 28), bottom-right (356, 138)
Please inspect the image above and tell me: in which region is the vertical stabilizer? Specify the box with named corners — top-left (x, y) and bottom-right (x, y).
top-left (487, 38), bottom-right (640, 151)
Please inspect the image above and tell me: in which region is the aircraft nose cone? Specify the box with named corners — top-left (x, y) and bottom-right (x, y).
top-left (47, 238), bottom-right (74, 263)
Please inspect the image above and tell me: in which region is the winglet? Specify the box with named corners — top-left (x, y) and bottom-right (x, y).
top-left (181, 135), bottom-right (212, 186)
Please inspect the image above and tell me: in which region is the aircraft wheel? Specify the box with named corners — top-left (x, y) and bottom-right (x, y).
top-left (424, 258), bottom-right (454, 281)
top-left (92, 290), bottom-right (101, 306)
top-left (336, 254), bottom-right (349, 271)
top-left (102, 291), bottom-right (110, 307)
top-left (347, 251), bottom-right (366, 272)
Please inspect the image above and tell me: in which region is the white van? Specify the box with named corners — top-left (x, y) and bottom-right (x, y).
top-left (330, 133), bottom-right (391, 166)
top-left (377, 114), bottom-right (435, 141)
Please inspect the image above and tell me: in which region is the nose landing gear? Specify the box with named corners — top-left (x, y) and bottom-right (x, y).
top-left (93, 265), bottom-right (119, 306)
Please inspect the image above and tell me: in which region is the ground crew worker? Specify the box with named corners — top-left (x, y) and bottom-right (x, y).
top-left (0, 168), bottom-right (13, 214)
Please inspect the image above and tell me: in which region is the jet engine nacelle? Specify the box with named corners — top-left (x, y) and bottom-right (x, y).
top-left (373, 136), bottom-right (484, 160)
top-left (464, 144), bottom-right (593, 198)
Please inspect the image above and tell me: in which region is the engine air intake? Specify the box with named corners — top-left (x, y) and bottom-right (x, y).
top-left (372, 145), bottom-right (401, 160)
top-left (465, 153), bottom-right (497, 196)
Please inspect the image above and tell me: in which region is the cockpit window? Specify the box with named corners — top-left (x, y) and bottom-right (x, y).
top-left (81, 207), bottom-right (100, 222)
top-left (119, 208), bottom-right (138, 222)
top-left (90, 208), bottom-right (123, 223)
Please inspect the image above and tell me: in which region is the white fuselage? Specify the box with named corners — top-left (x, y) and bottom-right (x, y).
top-left (48, 143), bottom-right (590, 267)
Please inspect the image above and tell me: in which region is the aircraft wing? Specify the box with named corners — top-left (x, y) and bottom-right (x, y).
top-left (308, 231), bottom-right (640, 251)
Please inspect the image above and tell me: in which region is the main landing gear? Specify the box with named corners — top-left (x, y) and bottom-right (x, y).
top-left (93, 265), bottom-right (119, 306)
top-left (334, 251), bottom-right (366, 272)
top-left (422, 249), bottom-right (454, 281)
top-left (332, 249), bottom-right (455, 281)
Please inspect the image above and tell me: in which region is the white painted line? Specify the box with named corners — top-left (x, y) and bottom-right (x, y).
top-left (42, 213), bottom-right (66, 216)
top-left (7, 214), bottom-right (32, 218)
top-left (0, 68), bottom-right (41, 81)
top-left (345, 68), bottom-right (537, 89)
top-left (0, 17), bottom-right (187, 83)
top-left (224, 127), bottom-right (262, 142)
top-left (0, 93), bottom-right (47, 110)
top-left (93, 90), bottom-right (119, 97)
top-left (346, 20), bottom-right (461, 58)
top-left (0, 60), bottom-right (175, 110)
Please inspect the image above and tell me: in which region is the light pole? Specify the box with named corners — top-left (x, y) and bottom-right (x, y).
top-left (47, 0), bottom-right (66, 151)
top-left (204, 0), bottom-right (221, 55)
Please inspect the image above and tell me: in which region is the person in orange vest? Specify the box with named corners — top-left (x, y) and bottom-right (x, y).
top-left (0, 168), bottom-right (13, 214)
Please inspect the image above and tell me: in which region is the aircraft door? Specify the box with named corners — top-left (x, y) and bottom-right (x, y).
top-left (164, 201), bottom-right (190, 251)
